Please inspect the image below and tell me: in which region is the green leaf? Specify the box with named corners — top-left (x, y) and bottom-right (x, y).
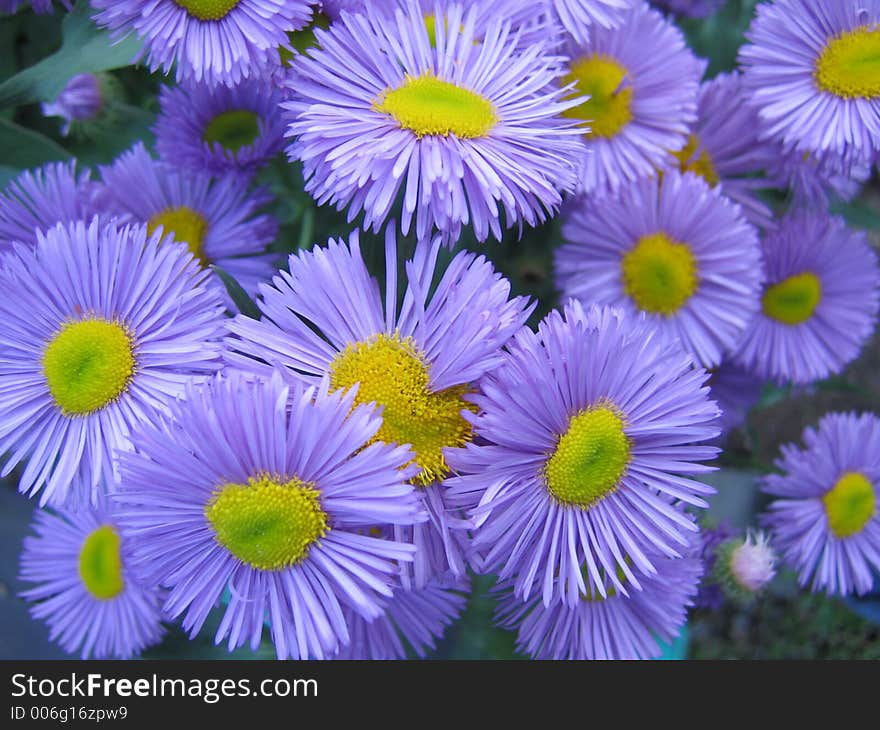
top-left (0, 0), bottom-right (142, 110)
top-left (0, 117), bottom-right (71, 172)
top-left (211, 266), bottom-right (262, 320)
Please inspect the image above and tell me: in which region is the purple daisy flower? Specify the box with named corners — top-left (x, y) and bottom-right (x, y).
top-left (96, 143), bottom-right (278, 299)
top-left (559, 1), bottom-right (701, 192)
top-left (0, 219), bottom-right (225, 506)
top-left (551, 0), bottom-right (634, 42)
top-left (226, 230), bottom-right (533, 583)
top-left (739, 0), bottom-right (880, 157)
top-left (768, 144), bottom-right (872, 209)
top-left (19, 502), bottom-right (165, 659)
top-left (90, 0), bottom-right (313, 86)
top-left (445, 301), bottom-right (719, 608)
top-left (708, 361), bottom-right (764, 436)
top-left (41, 73), bottom-right (107, 137)
top-left (762, 412), bottom-right (880, 596)
top-left (154, 77), bottom-right (285, 177)
top-left (669, 72), bottom-right (776, 229)
top-left (733, 211), bottom-right (880, 385)
top-left (0, 161), bottom-right (98, 251)
top-left (114, 371), bottom-right (425, 660)
top-left (555, 170), bottom-right (764, 369)
top-left (694, 519), bottom-right (737, 610)
top-left (283, 0), bottom-right (584, 243)
top-left (496, 537), bottom-right (703, 659)
top-left (651, 0), bottom-right (722, 19)
top-left (333, 576), bottom-right (469, 659)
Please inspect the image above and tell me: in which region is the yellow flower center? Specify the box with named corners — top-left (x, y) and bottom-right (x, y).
top-left (79, 525), bottom-right (125, 600)
top-left (671, 135), bottom-right (720, 187)
top-left (761, 272), bottom-right (822, 326)
top-left (147, 206), bottom-right (210, 266)
top-left (374, 73), bottom-right (498, 139)
top-left (174, 0), bottom-right (241, 21)
top-left (823, 472), bottom-right (876, 539)
top-left (329, 333), bottom-right (475, 486)
top-left (43, 318), bottom-right (135, 416)
top-left (543, 404), bottom-right (631, 507)
top-left (815, 25), bottom-right (880, 99)
top-left (203, 109), bottom-right (261, 153)
top-left (621, 232), bottom-right (699, 316)
top-left (561, 54), bottom-right (633, 139)
top-left (206, 475), bottom-right (329, 571)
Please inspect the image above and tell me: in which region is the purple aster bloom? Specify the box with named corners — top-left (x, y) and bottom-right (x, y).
top-left (226, 230), bottom-right (533, 583)
top-left (550, 0), bottom-right (634, 42)
top-left (559, 2), bottom-right (701, 192)
top-left (90, 0), bottom-right (313, 86)
top-left (95, 143), bottom-right (279, 299)
top-left (651, 0), bottom-right (722, 19)
top-left (762, 412), bottom-right (880, 596)
top-left (0, 219), bottom-right (225, 506)
top-left (556, 171), bottom-right (764, 369)
top-left (734, 211), bottom-right (880, 385)
top-left (1, 0), bottom-right (67, 13)
top-left (41, 73), bottom-right (104, 136)
top-left (19, 501), bottom-right (165, 659)
top-left (739, 0), bottom-right (880, 157)
top-left (668, 72), bottom-right (776, 229)
top-left (115, 371), bottom-right (425, 660)
top-left (708, 361), bottom-right (764, 435)
top-left (283, 0), bottom-right (584, 243)
top-left (334, 576), bottom-right (469, 659)
top-left (694, 520), bottom-right (738, 610)
top-left (154, 77), bottom-right (285, 177)
top-left (19, 505), bottom-right (163, 659)
top-left (496, 535), bottom-right (703, 659)
top-left (768, 144), bottom-right (872, 209)
top-left (445, 301), bottom-right (720, 608)
top-left (0, 161), bottom-right (99, 252)
top-left (320, 0), bottom-right (363, 18)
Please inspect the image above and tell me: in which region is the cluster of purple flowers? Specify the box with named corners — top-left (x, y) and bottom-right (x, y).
top-left (0, 0), bottom-right (878, 660)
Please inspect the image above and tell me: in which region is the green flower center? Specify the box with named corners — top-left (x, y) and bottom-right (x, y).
top-left (43, 318), bottom-right (135, 416)
top-left (561, 54), bottom-right (633, 139)
top-left (374, 73), bottom-right (498, 139)
top-left (206, 475), bottom-right (329, 571)
top-left (147, 206), bottom-right (210, 266)
top-left (671, 135), bottom-right (720, 187)
top-left (79, 525), bottom-right (124, 600)
top-left (622, 232), bottom-right (699, 316)
top-left (329, 333), bottom-right (475, 486)
top-left (543, 405), bottom-right (632, 507)
top-left (823, 471), bottom-right (876, 539)
top-left (174, 0), bottom-right (241, 21)
top-left (203, 109), bottom-right (261, 154)
top-left (815, 25), bottom-right (880, 99)
top-left (761, 272), bottom-right (822, 325)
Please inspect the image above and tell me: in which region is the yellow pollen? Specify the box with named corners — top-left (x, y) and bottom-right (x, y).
top-left (147, 206), bottom-right (210, 266)
top-left (543, 404), bottom-right (632, 507)
top-left (203, 109), bottom-right (261, 153)
top-left (79, 525), bottom-right (124, 600)
top-left (174, 0), bottom-right (241, 21)
top-left (762, 272), bottom-right (822, 326)
top-left (374, 73), bottom-right (498, 139)
top-left (561, 54), bottom-right (633, 139)
top-left (815, 25), bottom-right (880, 99)
top-left (621, 232), bottom-right (699, 316)
top-left (42, 318), bottom-right (135, 416)
top-left (206, 475), bottom-right (329, 571)
top-left (823, 472), bottom-right (876, 539)
top-left (671, 135), bottom-right (720, 187)
top-left (329, 333), bottom-right (475, 486)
